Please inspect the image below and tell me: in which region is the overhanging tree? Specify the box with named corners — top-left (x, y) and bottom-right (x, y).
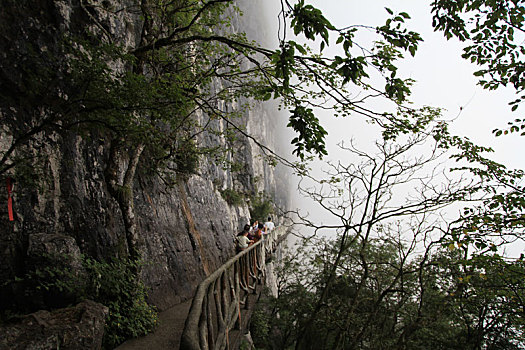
top-left (0, 0), bottom-right (436, 260)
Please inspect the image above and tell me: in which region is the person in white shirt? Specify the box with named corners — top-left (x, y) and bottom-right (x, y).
top-left (263, 217), bottom-right (275, 234)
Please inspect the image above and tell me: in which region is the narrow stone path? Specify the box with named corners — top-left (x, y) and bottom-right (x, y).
top-left (115, 299), bottom-right (192, 350)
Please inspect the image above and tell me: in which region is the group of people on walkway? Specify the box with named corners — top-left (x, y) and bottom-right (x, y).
top-left (235, 217), bottom-right (275, 253)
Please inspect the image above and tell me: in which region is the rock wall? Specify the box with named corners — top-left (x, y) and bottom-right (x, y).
top-left (0, 300), bottom-right (108, 350)
top-left (0, 0), bottom-right (290, 311)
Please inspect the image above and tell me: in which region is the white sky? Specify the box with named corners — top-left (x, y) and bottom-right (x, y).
top-left (252, 0), bottom-right (525, 255)
top-left (310, 0), bottom-right (525, 169)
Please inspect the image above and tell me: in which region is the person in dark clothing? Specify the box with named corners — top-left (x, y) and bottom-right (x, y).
top-left (253, 223), bottom-right (265, 242)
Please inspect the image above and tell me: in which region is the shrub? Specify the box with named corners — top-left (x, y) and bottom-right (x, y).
top-left (220, 188), bottom-right (244, 206)
top-left (3, 255), bottom-right (158, 349)
top-left (250, 303), bottom-right (271, 348)
top-left (6, 252), bottom-right (85, 312)
top-left (249, 195), bottom-right (273, 222)
top-left (83, 257), bottom-right (158, 349)
top-left (175, 139), bottom-right (200, 177)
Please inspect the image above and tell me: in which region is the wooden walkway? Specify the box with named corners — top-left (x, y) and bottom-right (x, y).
top-left (115, 288), bottom-right (262, 350)
top-left (116, 226), bottom-right (289, 350)
top-left (115, 299), bottom-right (192, 350)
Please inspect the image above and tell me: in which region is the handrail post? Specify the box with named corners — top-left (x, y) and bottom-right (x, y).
top-left (181, 226), bottom-right (289, 350)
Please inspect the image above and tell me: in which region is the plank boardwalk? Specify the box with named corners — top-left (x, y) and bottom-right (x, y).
top-left (115, 299), bottom-right (192, 350)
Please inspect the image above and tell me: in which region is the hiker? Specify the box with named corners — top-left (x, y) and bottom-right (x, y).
top-left (247, 220), bottom-right (257, 240)
top-left (253, 223), bottom-right (264, 242)
top-left (263, 217), bottom-right (275, 234)
top-left (235, 224), bottom-right (253, 253)
top-left (249, 220), bottom-right (258, 234)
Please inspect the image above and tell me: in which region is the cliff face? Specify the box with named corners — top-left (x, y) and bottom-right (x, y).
top-left (0, 0), bottom-right (289, 311)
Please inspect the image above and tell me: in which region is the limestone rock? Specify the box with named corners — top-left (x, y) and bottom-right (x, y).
top-left (27, 233), bottom-right (83, 272)
top-left (0, 300), bottom-right (108, 350)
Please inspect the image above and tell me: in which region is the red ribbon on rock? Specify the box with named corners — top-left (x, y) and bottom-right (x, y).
top-left (6, 177), bottom-right (13, 221)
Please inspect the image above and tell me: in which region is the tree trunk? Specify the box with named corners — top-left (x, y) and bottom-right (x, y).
top-left (105, 137), bottom-right (145, 261)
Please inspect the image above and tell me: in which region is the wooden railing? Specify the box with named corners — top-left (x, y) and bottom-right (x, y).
top-left (180, 226), bottom-right (287, 350)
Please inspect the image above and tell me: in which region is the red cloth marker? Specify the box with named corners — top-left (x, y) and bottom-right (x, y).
top-left (6, 177), bottom-right (13, 221)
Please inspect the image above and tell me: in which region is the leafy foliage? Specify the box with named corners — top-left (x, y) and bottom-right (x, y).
top-left (0, 0), bottom-right (440, 178)
top-left (290, 0), bottom-right (334, 47)
top-left (4, 252), bottom-right (85, 312)
top-left (249, 194), bottom-right (274, 222)
top-left (288, 106), bottom-right (328, 160)
top-left (2, 255), bottom-right (158, 349)
top-left (260, 117), bottom-right (525, 349)
top-left (254, 237), bottom-right (525, 349)
top-left (173, 139), bottom-right (201, 178)
top-left (431, 124), bottom-right (525, 255)
top-left (220, 188), bottom-right (244, 206)
top-left (273, 2), bottom-right (426, 156)
top-left (493, 118), bottom-right (525, 137)
top-left (432, 0), bottom-right (525, 113)
top-left (83, 258), bottom-right (158, 349)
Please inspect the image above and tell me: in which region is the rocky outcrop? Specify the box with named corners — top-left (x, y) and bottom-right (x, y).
top-left (0, 300), bottom-right (108, 350)
top-left (27, 233), bottom-right (84, 272)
